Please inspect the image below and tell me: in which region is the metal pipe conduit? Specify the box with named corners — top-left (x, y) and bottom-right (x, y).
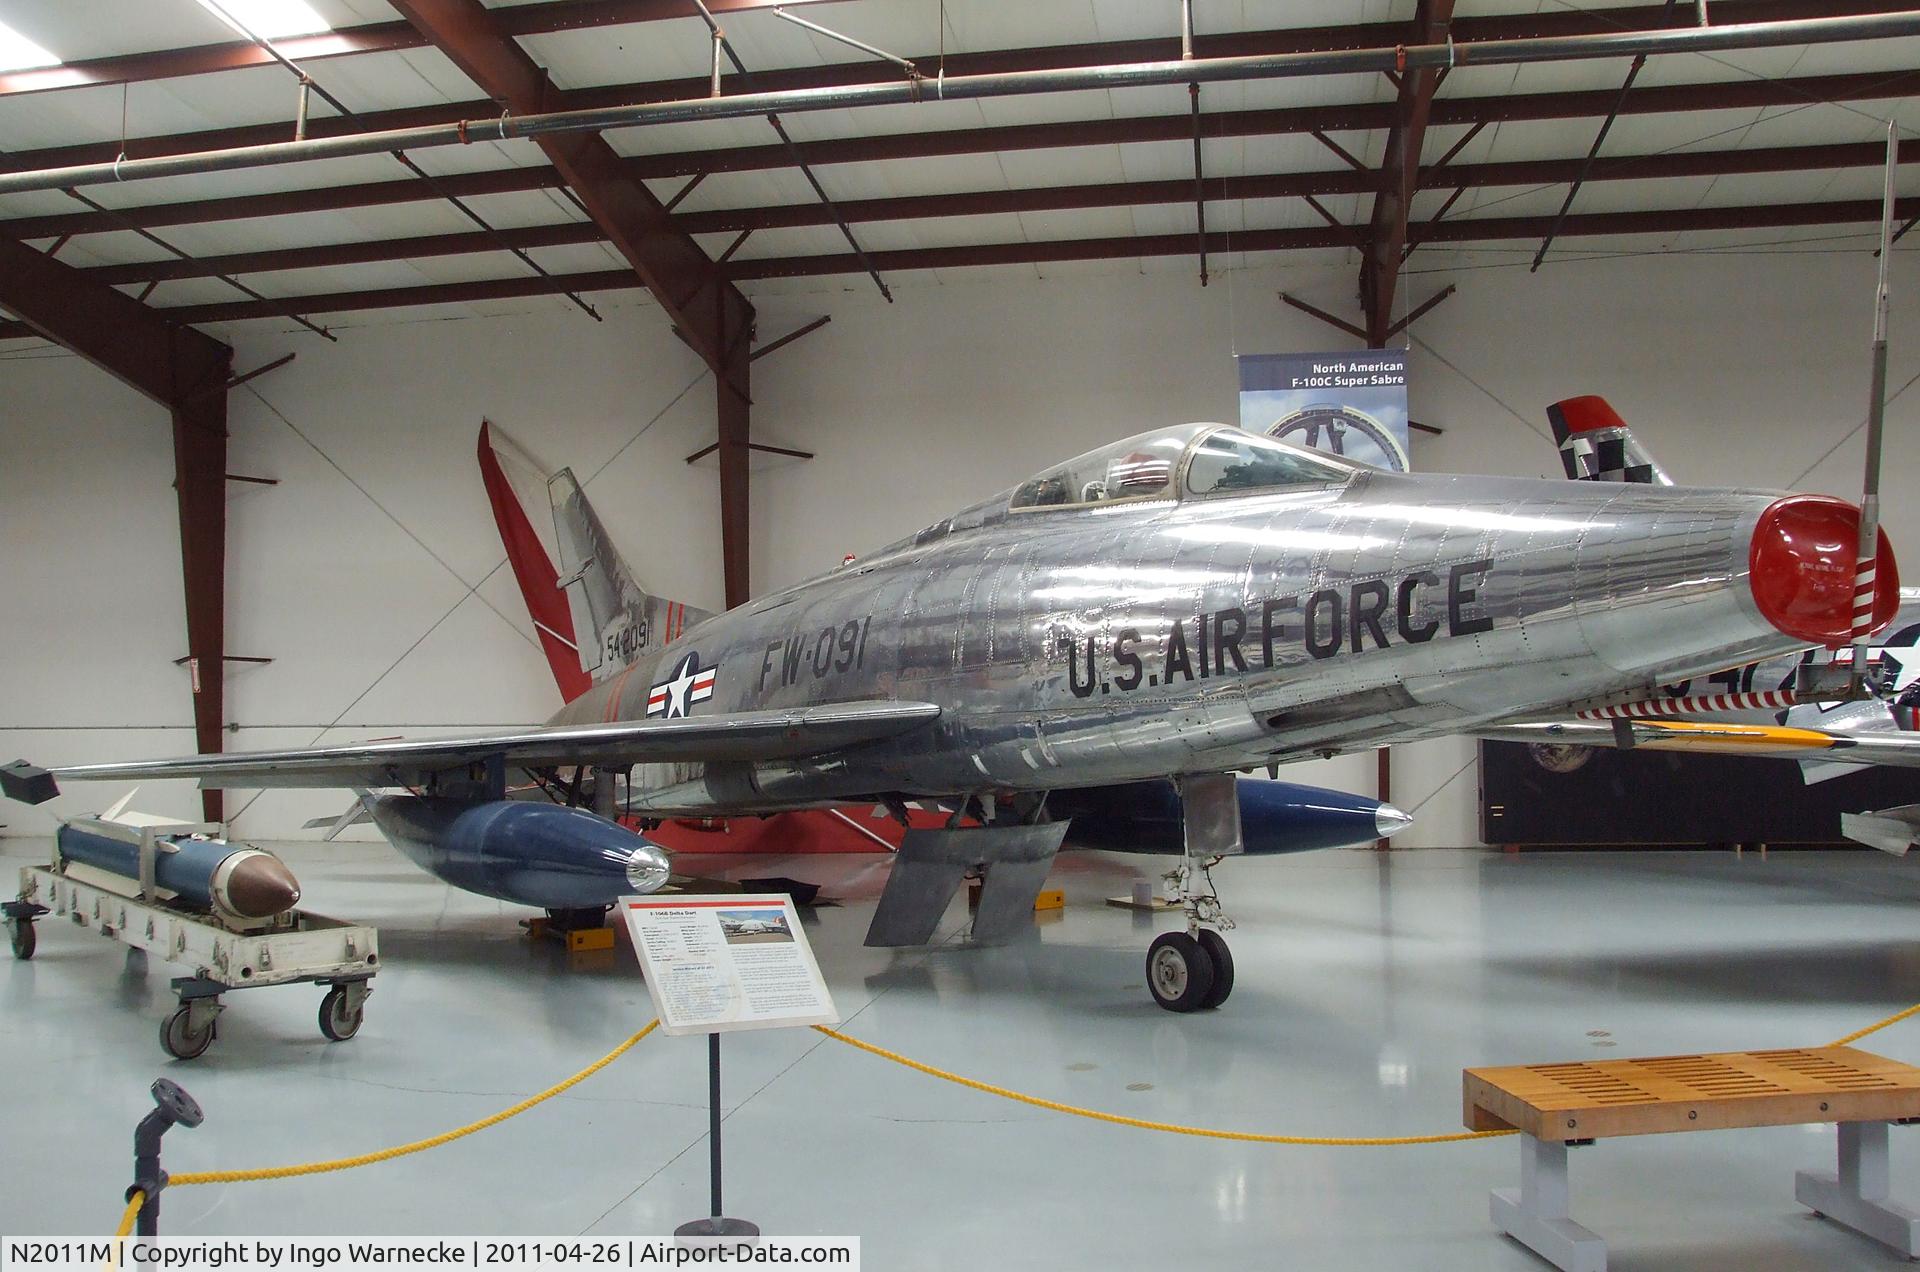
top-left (2, 11), bottom-right (1916, 196)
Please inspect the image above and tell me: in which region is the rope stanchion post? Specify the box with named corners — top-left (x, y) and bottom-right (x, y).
top-left (129, 1080), bottom-right (204, 1236)
top-left (675, 1032), bottom-right (758, 1239)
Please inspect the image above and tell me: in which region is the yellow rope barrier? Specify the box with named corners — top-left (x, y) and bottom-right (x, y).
top-left (810, 995), bottom-right (1920, 1148)
top-left (1830, 1002), bottom-right (1920, 1048)
top-left (101, 991), bottom-right (1920, 1232)
top-left (810, 1024), bottom-right (1511, 1145)
top-left (164, 1020), bottom-right (658, 1186)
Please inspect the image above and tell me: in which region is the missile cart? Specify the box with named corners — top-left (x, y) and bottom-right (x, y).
top-left (4, 812), bottom-right (379, 1059)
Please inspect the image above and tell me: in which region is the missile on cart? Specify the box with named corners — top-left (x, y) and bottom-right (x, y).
top-left (57, 817), bottom-right (301, 920)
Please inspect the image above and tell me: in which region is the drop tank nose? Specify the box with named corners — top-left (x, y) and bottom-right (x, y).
top-left (1749, 495), bottom-right (1899, 647)
top-left (218, 852), bottom-right (302, 919)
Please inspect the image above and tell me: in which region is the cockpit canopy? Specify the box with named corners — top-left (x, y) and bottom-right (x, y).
top-left (1009, 423), bottom-right (1359, 511)
top-left (893, 424), bottom-right (1363, 556)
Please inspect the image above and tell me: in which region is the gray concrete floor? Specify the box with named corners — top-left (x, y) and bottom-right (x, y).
top-left (7, 837), bottom-right (1920, 1269)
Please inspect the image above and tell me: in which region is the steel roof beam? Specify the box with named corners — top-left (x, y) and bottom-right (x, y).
top-left (8, 67), bottom-right (1916, 244)
top-left (4, 194), bottom-right (1909, 337)
top-left (0, 239), bottom-right (233, 820)
top-left (387, 0), bottom-right (754, 601)
top-left (0, 0), bottom-right (841, 97)
top-left (385, 0), bottom-right (750, 381)
top-left (0, 236), bottom-right (228, 400)
top-left (1, 165), bottom-right (569, 239)
top-left (11, 10), bottom-right (1920, 200)
top-left (1362, 0), bottom-right (1454, 347)
top-left (59, 137), bottom-right (1920, 288)
top-left (5, 1), bottom-right (1907, 174)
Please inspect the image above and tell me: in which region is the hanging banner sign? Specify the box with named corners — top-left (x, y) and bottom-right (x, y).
top-left (1237, 350), bottom-right (1412, 472)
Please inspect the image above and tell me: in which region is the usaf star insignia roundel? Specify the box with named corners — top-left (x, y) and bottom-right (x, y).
top-left (645, 652), bottom-right (717, 719)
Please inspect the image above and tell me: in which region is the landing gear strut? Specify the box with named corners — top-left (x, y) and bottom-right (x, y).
top-left (1145, 854), bottom-right (1236, 1012)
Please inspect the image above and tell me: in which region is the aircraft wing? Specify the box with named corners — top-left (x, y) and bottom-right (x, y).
top-left (1474, 718), bottom-right (1920, 766)
top-left (1, 701), bottom-right (942, 799)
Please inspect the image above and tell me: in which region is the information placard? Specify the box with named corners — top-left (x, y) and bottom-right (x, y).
top-left (623, 894), bottom-right (839, 1035)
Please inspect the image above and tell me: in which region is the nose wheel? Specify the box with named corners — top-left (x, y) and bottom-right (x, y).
top-left (1144, 857), bottom-right (1236, 1012)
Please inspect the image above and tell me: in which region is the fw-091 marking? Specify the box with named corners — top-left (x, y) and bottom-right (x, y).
top-left (758, 615), bottom-right (873, 691)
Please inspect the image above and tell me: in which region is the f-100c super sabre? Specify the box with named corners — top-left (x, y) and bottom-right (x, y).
top-left (6, 418), bottom-right (1897, 1010)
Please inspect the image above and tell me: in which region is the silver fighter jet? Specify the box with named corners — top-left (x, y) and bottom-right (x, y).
top-left (5, 420), bottom-right (1898, 1010)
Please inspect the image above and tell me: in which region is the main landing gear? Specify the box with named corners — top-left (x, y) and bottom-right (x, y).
top-left (1145, 855), bottom-right (1236, 1012)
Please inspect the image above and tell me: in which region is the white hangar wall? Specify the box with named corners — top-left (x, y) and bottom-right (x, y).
top-left (0, 307), bottom-right (725, 839)
top-left (1, 245), bottom-right (1915, 846)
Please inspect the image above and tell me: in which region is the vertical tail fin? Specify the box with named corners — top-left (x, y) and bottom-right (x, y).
top-left (477, 422), bottom-right (713, 703)
top-left (546, 466), bottom-right (712, 679)
top-left (1546, 395), bottom-right (1673, 485)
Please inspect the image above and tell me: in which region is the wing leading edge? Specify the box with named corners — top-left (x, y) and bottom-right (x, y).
top-left (3, 701), bottom-right (942, 799)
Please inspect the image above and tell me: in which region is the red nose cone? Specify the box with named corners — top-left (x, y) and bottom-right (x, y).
top-left (1749, 495), bottom-right (1899, 648)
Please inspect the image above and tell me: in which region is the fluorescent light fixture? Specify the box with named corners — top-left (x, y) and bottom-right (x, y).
top-left (0, 20), bottom-right (60, 72)
top-left (195, 0), bottom-right (333, 40)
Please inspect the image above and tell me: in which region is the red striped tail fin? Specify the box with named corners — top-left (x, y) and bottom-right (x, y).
top-left (478, 422), bottom-right (715, 703)
top-left (479, 422), bottom-right (593, 703)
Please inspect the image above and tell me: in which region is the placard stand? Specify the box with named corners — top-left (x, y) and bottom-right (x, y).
top-left (674, 1033), bottom-right (758, 1239)
top-left (623, 892), bottom-right (838, 1240)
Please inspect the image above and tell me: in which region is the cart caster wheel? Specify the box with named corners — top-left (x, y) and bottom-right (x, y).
top-left (1196, 928), bottom-right (1235, 1009)
top-left (8, 919), bottom-right (33, 961)
top-left (319, 986), bottom-right (364, 1042)
top-left (1146, 931), bottom-right (1215, 1013)
top-left (161, 1006), bottom-right (216, 1060)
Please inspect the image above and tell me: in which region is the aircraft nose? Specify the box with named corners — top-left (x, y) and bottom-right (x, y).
top-left (1373, 804), bottom-right (1414, 840)
top-left (1749, 495), bottom-right (1899, 647)
top-left (223, 852), bottom-right (302, 918)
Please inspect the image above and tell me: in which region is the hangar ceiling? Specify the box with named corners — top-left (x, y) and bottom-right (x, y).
top-left (0, 0), bottom-right (1916, 346)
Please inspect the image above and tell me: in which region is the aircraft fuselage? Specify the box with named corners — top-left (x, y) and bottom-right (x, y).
top-left (555, 467), bottom-right (1842, 815)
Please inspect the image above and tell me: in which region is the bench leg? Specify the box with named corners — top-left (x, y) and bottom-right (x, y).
top-left (1491, 1134), bottom-right (1607, 1272)
top-left (1796, 1121), bottom-right (1920, 1257)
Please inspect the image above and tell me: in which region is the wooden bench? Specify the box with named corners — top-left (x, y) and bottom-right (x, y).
top-left (1464, 1046), bottom-right (1920, 1271)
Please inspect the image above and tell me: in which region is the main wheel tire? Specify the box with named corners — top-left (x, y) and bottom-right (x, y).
top-left (319, 986), bottom-right (364, 1042)
top-left (1196, 929), bottom-right (1235, 1009)
top-left (1146, 932), bottom-right (1216, 1013)
top-left (8, 919), bottom-right (34, 961)
top-left (161, 1006), bottom-right (215, 1060)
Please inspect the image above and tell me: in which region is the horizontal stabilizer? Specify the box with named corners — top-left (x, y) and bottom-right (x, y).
top-left (300, 794), bottom-right (375, 841)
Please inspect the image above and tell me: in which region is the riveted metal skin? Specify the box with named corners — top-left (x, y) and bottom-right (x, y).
top-left (546, 424), bottom-right (1886, 816)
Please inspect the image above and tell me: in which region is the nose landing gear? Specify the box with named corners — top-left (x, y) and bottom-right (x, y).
top-left (1145, 854), bottom-right (1235, 1012)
